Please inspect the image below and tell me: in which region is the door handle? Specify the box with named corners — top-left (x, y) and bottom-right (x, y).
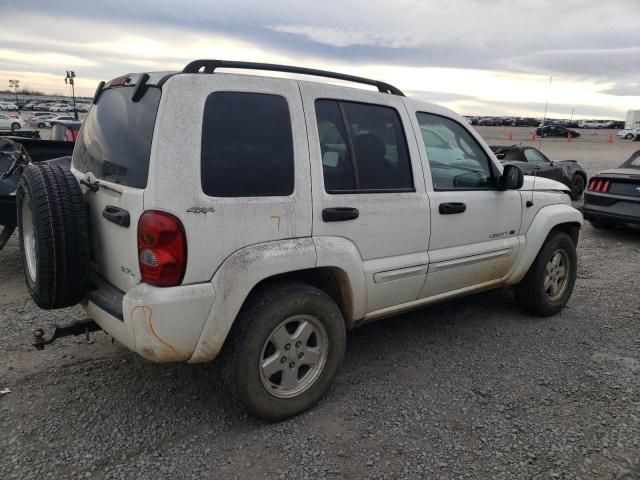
top-left (102, 205), bottom-right (130, 227)
top-left (439, 202), bottom-right (466, 215)
top-left (322, 207), bottom-right (359, 222)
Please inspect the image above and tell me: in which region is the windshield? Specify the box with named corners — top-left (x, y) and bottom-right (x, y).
top-left (72, 86), bottom-right (161, 188)
top-left (622, 150), bottom-right (640, 168)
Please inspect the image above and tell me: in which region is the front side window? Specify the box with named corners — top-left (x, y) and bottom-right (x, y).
top-left (416, 112), bottom-right (495, 190)
top-left (201, 92), bottom-right (294, 197)
top-left (524, 148), bottom-right (548, 163)
top-left (315, 100), bottom-right (413, 193)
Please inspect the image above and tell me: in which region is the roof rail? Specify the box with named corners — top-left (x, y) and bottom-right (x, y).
top-left (182, 59), bottom-right (405, 96)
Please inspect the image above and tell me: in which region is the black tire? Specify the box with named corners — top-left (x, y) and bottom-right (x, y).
top-left (16, 163), bottom-right (90, 309)
top-left (222, 281), bottom-right (346, 421)
top-left (11, 122), bottom-right (20, 130)
top-left (570, 174), bottom-right (586, 200)
top-left (625, 133), bottom-right (634, 139)
top-left (514, 231), bottom-right (577, 317)
top-left (37, 122), bottom-right (45, 129)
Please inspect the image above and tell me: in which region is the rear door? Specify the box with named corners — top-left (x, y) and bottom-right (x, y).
top-left (72, 84), bottom-right (161, 292)
top-left (300, 83), bottom-right (430, 314)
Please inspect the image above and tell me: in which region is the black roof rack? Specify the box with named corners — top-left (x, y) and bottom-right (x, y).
top-left (182, 59), bottom-right (405, 96)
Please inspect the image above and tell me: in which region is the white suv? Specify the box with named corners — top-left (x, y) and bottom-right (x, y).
top-left (17, 60), bottom-right (583, 420)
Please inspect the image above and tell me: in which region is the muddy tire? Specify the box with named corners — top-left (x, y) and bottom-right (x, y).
top-left (514, 231), bottom-right (577, 317)
top-left (17, 163), bottom-right (90, 309)
top-left (222, 281), bottom-right (346, 422)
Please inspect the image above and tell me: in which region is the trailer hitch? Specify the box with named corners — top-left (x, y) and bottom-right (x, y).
top-left (32, 319), bottom-right (102, 350)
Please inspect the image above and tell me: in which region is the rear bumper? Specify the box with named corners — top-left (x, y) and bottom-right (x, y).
top-left (582, 192), bottom-right (640, 225)
top-left (83, 279), bottom-right (215, 363)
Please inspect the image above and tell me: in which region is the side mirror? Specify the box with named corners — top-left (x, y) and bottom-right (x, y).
top-left (500, 164), bottom-right (524, 190)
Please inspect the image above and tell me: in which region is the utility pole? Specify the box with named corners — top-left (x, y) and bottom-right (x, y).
top-left (8, 79), bottom-right (19, 106)
top-left (65, 71), bottom-right (78, 120)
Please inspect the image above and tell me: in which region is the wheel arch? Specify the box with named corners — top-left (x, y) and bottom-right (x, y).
top-left (506, 204), bottom-right (583, 285)
top-left (188, 237), bottom-right (365, 363)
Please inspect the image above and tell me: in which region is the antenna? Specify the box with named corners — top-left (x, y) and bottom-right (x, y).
top-left (538, 75), bottom-right (552, 151)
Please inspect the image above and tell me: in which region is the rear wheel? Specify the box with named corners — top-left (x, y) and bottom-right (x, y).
top-left (625, 133), bottom-right (634, 139)
top-left (37, 122), bottom-right (45, 129)
top-left (514, 231), bottom-right (577, 317)
top-left (17, 163), bottom-right (90, 309)
top-left (570, 174), bottom-right (586, 200)
top-left (222, 282), bottom-right (346, 421)
top-left (11, 122), bottom-right (20, 130)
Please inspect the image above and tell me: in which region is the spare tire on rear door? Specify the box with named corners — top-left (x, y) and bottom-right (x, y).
top-left (17, 163), bottom-right (90, 309)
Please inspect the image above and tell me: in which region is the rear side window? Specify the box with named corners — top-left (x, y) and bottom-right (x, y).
top-left (315, 100), bottom-right (413, 193)
top-left (73, 86), bottom-right (160, 188)
top-left (201, 92), bottom-right (294, 197)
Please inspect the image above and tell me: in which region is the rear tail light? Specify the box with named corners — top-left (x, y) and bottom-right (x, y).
top-left (137, 211), bottom-right (187, 287)
top-left (588, 178), bottom-right (610, 193)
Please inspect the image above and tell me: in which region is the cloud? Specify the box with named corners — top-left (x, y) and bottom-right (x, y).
top-left (1, 0), bottom-right (639, 117)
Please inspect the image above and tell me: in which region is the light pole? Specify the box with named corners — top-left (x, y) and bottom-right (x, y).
top-left (8, 79), bottom-right (19, 106)
top-left (65, 71), bottom-right (78, 120)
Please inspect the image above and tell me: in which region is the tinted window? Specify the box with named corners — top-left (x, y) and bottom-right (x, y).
top-left (524, 148), bottom-right (548, 163)
top-left (201, 92), bottom-right (294, 197)
top-left (416, 112), bottom-right (495, 190)
top-left (73, 86), bottom-right (160, 188)
top-left (315, 100), bottom-right (413, 193)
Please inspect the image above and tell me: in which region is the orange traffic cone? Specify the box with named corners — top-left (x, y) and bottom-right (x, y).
top-left (607, 134), bottom-right (614, 143)
top-left (508, 132), bottom-right (513, 140)
top-left (567, 132), bottom-right (572, 142)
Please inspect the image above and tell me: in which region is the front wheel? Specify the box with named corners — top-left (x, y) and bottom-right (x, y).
top-left (625, 133), bottom-right (634, 139)
top-left (222, 282), bottom-right (346, 421)
top-left (514, 231), bottom-right (577, 316)
top-left (11, 122), bottom-right (20, 130)
top-left (37, 122), bottom-right (45, 129)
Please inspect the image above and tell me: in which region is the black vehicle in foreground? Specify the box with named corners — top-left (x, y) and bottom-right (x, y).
top-left (582, 150), bottom-right (640, 228)
top-left (0, 122), bottom-right (79, 249)
top-left (536, 125), bottom-right (581, 138)
top-left (490, 145), bottom-right (587, 200)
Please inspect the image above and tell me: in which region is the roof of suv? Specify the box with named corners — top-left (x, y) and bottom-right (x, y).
top-left (96, 59), bottom-right (459, 121)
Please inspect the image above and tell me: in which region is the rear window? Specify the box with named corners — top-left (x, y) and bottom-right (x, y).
top-left (201, 92), bottom-right (294, 197)
top-left (72, 86), bottom-right (161, 188)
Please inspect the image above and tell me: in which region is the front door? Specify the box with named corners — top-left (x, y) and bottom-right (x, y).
top-left (300, 83), bottom-right (430, 314)
top-left (407, 109), bottom-right (522, 298)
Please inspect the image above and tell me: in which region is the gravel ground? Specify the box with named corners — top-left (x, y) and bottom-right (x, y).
top-left (1, 128), bottom-right (639, 479)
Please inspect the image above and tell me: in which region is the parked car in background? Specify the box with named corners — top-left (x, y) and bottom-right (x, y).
top-left (0, 102), bottom-right (19, 111)
top-left (491, 145), bottom-right (587, 200)
top-left (514, 117), bottom-right (539, 127)
top-left (616, 128), bottom-right (640, 140)
top-left (44, 115), bottom-right (76, 127)
top-left (582, 150), bottom-right (640, 228)
top-left (578, 120), bottom-right (601, 129)
top-left (49, 104), bottom-right (72, 112)
top-left (536, 125), bottom-right (581, 138)
top-left (75, 103), bottom-right (90, 112)
top-left (476, 117), bottom-right (501, 126)
top-left (29, 113), bottom-right (57, 128)
top-left (0, 114), bottom-right (24, 130)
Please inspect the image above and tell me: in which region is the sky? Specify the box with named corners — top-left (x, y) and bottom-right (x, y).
top-left (1, 0), bottom-right (639, 118)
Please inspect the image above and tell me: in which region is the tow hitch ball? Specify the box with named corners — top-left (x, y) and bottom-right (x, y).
top-left (32, 320), bottom-right (102, 350)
